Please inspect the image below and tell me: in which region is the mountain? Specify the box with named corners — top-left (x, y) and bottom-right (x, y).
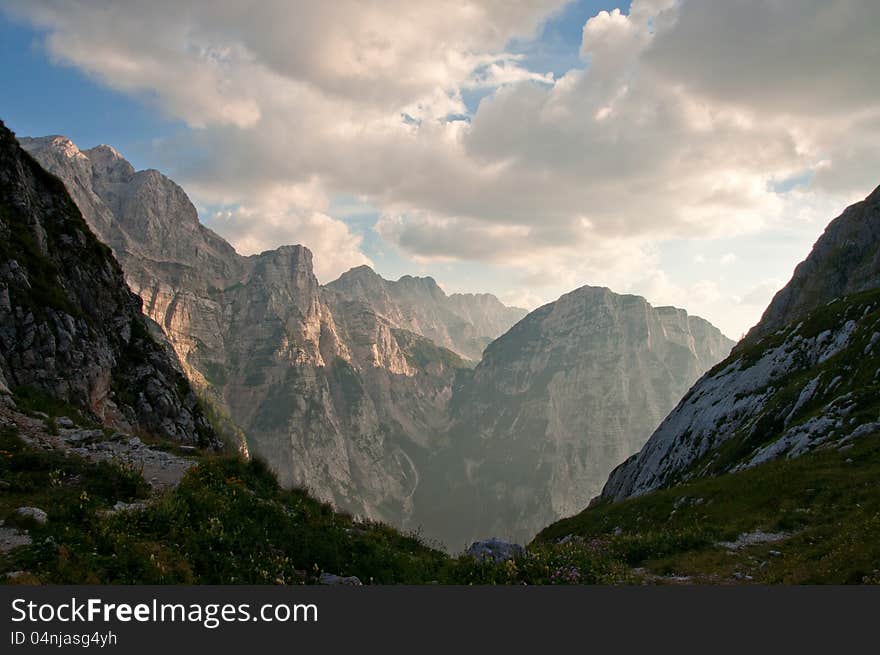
top-left (21, 132), bottom-right (735, 547)
top-left (0, 121), bottom-right (215, 445)
top-left (602, 185), bottom-right (880, 502)
top-left (326, 265), bottom-right (526, 360)
top-left (416, 285), bottom-right (734, 546)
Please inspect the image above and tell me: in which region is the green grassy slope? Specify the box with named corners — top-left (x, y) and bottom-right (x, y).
top-left (535, 431), bottom-right (880, 584)
top-left (0, 423), bottom-right (451, 584)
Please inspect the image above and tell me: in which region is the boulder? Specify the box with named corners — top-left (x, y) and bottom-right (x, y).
top-left (14, 507), bottom-right (48, 525)
top-left (318, 573), bottom-right (363, 586)
top-left (466, 538), bottom-right (525, 563)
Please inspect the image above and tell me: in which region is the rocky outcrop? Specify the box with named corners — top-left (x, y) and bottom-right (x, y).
top-left (416, 286), bottom-right (734, 546)
top-left (327, 265), bottom-right (526, 361)
top-left (603, 185), bottom-right (880, 502)
top-left (0, 124), bottom-right (216, 445)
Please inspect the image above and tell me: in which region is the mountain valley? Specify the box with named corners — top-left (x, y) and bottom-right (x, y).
top-left (19, 131), bottom-right (734, 547)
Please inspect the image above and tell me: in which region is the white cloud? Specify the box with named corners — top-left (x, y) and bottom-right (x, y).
top-left (196, 180), bottom-right (371, 282)
top-left (206, 205), bottom-right (371, 283)
top-left (5, 0), bottom-right (880, 335)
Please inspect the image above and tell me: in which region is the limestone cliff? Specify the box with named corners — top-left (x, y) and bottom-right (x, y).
top-left (416, 286), bottom-right (734, 546)
top-left (22, 134), bottom-right (472, 529)
top-left (22, 133), bottom-right (734, 547)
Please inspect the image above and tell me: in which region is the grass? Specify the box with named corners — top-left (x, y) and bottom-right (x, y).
top-left (535, 431), bottom-right (880, 584)
top-left (0, 427), bottom-right (147, 511)
top-left (0, 426), bottom-right (451, 584)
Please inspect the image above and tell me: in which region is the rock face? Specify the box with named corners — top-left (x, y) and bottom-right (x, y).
top-left (0, 123), bottom-right (216, 445)
top-left (327, 265), bottom-right (526, 361)
top-left (416, 286), bottom-right (734, 546)
top-left (14, 507), bottom-right (48, 525)
top-left (603, 184), bottom-right (880, 502)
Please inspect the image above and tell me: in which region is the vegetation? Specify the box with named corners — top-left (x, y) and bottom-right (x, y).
top-left (4, 281), bottom-right (880, 586)
top-left (536, 431), bottom-right (880, 584)
top-left (2, 411), bottom-right (878, 584)
top-left (0, 425), bottom-right (450, 584)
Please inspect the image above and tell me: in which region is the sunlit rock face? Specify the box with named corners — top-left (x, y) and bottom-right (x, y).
top-left (603, 185), bottom-right (880, 503)
top-left (327, 265), bottom-right (527, 361)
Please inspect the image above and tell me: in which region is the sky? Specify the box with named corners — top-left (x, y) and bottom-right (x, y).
top-left (1, 1), bottom-right (878, 340)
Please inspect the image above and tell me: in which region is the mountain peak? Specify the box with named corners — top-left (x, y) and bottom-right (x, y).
top-left (349, 263), bottom-right (379, 275)
top-left (18, 135), bottom-right (90, 168)
top-left (396, 274), bottom-right (443, 291)
top-left (84, 143), bottom-right (135, 180)
top-left (333, 264), bottom-right (382, 284)
top-left (87, 143), bottom-right (124, 159)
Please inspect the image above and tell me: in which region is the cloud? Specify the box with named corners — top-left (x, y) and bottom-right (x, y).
top-left (735, 280), bottom-right (784, 308)
top-left (644, 0), bottom-right (880, 118)
top-left (204, 198), bottom-right (372, 283)
top-left (5, 0), bottom-right (879, 336)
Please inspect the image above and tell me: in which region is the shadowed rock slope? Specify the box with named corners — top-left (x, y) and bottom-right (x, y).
top-left (0, 122), bottom-right (215, 445)
top-left (747, 185), bottom-right (880, 342)
top-left (21, 134), bottom-right (482, 533)
top-left (417, 285), bottom-right (734, 546)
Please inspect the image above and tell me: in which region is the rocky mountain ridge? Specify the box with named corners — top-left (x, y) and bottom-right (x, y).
top-left (21, 134), bottom-right (516, 535)
top-left (326, 265), bottom-right (526, 361)
top-left (746, 185), bottom-right (880, 342)
top-left (22, 132), bottom-right (734, 546)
